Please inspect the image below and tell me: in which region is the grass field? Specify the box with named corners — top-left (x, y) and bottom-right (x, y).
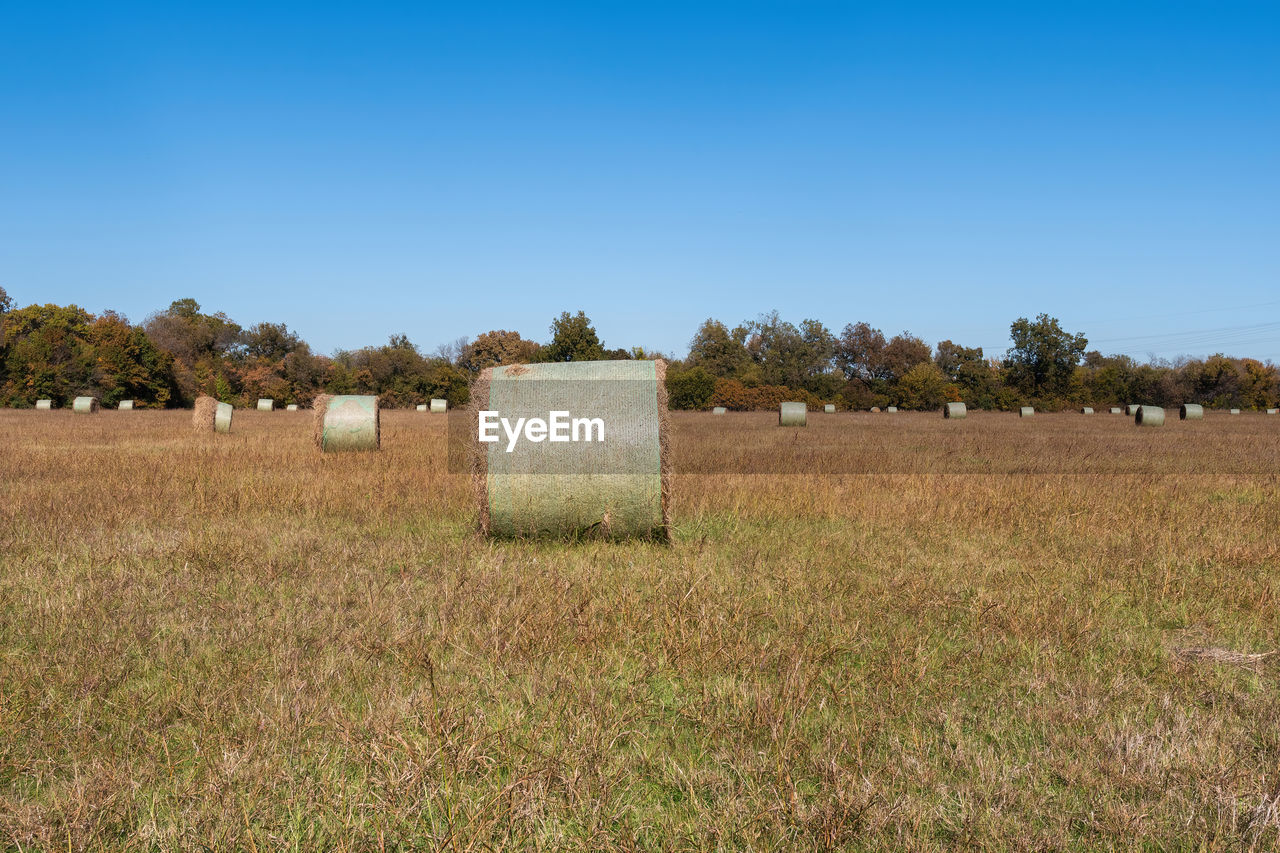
top-left (2, 408), bottom-right (1279, 851)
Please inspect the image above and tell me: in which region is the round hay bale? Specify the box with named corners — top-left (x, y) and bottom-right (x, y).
top-left (1268, 408), bottom-right (1278, 415)
top-left (1125, 404), bottom-right (1138, 416)
top-left (35, 399), bottom-right (52, 410)
top-left (72, 396), bottom-right (99, 414)
top-left (1179, 403), bottom-right (1203, 420)
top-left (430, 398), bottom-right (447, 414)
top-left (886, 406), bottom-right (898, 413)
top-left (712, 406), bottom-right (727, 415)
top-left (870, 407), bottom-right (880, 413)
top-left (1109, 407), bottom-right (1122, 414)
top-left (192, 395), bottom-right (218, 432)
top-left (779, 402), bottom-right (806, 427)
top-left (1019, 406), bottom-right (1034, 417)
top-left (1135, 405), bottom-right (1165, 427)
top-left (1080, 407), bottom-right (1094, 414)
top-left (256, 398), bottom-right (274, 412)
top-left (472, 359), bottom-right (670, 541)
top-left (286, 404), bottom-right (299, 412)
top-left (416, 403), bottom-right (428, 412)
top-left (823, 404), bottom-right (836, 414)
top-left (1230, 408), bottom-right (1241, 415)
top-left (118, 400), bottom-right (134, 411)
top-left (215, 402), bottom-right (233, 434)
top-left (316, 394), bottom-right (380, 452)
top-left (943, 402), bottom-right (966, 419)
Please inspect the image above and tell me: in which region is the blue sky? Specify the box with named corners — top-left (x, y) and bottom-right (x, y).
top-left (2, 1), bottom-right (1277, 362)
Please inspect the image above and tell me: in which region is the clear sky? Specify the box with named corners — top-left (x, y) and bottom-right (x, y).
top-left (2, 1), bottom-right (1277, 363)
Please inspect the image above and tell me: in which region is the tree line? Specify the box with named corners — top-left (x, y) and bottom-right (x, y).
top-left (1, 287), bottom-right (1276, 411)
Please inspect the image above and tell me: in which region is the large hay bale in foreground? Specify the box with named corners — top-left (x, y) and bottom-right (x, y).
top-left (823, 404), bottom-right (836, 414)
top-left (430, 398), bottom-right (447, 414)
top-left (472, 360), bottom-right (669, 541)
top-left (1135, 405), bottom-right (1165, 427)
top-left (1019, 406), bottom-right (1034, 417)
top-left (943, 402), bottom-right (966, 419)
top-left (779, 402), bottom-right (806, 426)
top-left (72, 396), bottom-right (99, 414)
top-left (192, 395), bottom-right (219, 432)
top-left (35, 399), bottom-right (52, 410)
top-left (256, 398), bottom-right (274, 412)
top-left (712, 406), bottom-right (726, 415)
top-left (1180, 404), bottom-right (1203, 420)
top-left (315, 395), bottom-right (380, 451)
top-left (1081, 407), bottom-right (1094, 414)
top-left (118, 400), bottom-right (134, 411)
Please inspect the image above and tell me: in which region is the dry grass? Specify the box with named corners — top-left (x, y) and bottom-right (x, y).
top-left (1, 409), bottom-right (1279, 850)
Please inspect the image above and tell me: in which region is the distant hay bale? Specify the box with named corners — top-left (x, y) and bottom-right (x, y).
top-left (886, 406), bottom-right (898, 413)
top-left (1081, 407), bottom-right (1094, 414)
top-left (215, 402), bottom-right (233, 434)
top-left (118, 400), bottom-right (134, 411)
top-left (416, 404), bottom-right (428, 412)
top-left (1268, 408), bottom-right (1278, 415)
top-left (1125, 405), bottom-right (1138, 416)
top-left (1135, 405), bottom-right (1165, 427)
top-left (256, 398), bottom-right (274, 412)
top-left (286, 404), bottom-right (299, 411)
top-left (1179, 403), bottom-right (1203, 420)
top-left (944, 402), bottom-right (966, 419)
top-left (472, 359), bottom-right (670, 541)
top-left (870, 407), bottom-right (880, 413)
top-left (1230, 408), bottom-right (1241, 415)
top-left (823, 404), bottom-right (836, 414)
top-left (1109, 407), bottom-right (1123, 414)
top-left (192, 395), bottom-right (218, 432)
top-left (1019, 406), bottom-right (1034, 417)
top-left (315, 394), bottom-right (380, 452)
top-left (779, 402), bottom-right (806, 426)
top-left (35, 399), bottom-right (52, 411)
top-left (72, 396), bottom-right (99, 414)
top-left (712, 406), bottom-right (726, 415)
top-left (430, 398), bottom-right (447, 414)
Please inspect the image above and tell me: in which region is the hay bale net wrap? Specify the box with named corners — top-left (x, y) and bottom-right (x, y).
top-left (1125, 404), bottom-right (1138, 416)
top-left (72, 396), bottom-right (99, 413)
top-left (35, 399), bottom-right (52, 410)
top-left (416, 404), bottom-right (428, 412)
top-left (1019, 406), bottom-right (1034, 417)
top-left (472, 359), bottom-right (670, 541)
top-left (778, 402), bottom-right (806, 426)
top-left (316, 395), bottom-right (380, 451)
top-left (192, 395), bottom-right (218, 432)
top-left (944, 402), bottom-right (967, 419)
top-left (886, 406), bottom-right (898, 413)
top-left (1109, 407), bottom-right (1123, 414)
top-left (430, 398), bottom-right (447, 413)
top-left (215, 402), bottom-right (233, 433)
top-left (256, 398), bottom-right (274, 412)
top-left (1081, 407), bottom-right (1094, 414)
top-left (1135, 405), bottom-right (1165, 427)
top-left (118, 400), bottom-right (134, 411)
top-left (1180, 403), bottom-right (1204, 420)
top-left (711, 406), bottom-right (727, 415)
top-left (823, 404), bottom-right (836, 414)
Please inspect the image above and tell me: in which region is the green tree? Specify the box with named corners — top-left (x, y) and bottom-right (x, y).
top-left (895, 362), bottom-right (951, 410)
top-left (686, 319), bottom-right (751, 379)
top-left (0, 303), bottom-right (96, 405)
top-left (241, 322), bottom-right (303, 361)
top-left (665, 365), bottom-right (717, 409)
top-left (541, 311), bottom-right (605, 362)
top-left (1004, 314), bottom-right (1088, 397)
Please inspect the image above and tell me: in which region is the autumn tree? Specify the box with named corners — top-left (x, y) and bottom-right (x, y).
top-left (460, 330), bottom-right (541, 372)
top-left (541, 311), bottom-right (605, 362)
top-left (1004, 314), bottom-right (1088, 397)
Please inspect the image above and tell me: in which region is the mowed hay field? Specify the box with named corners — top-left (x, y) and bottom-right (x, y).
top-left (2, 409), bottom-right (1280, 851)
